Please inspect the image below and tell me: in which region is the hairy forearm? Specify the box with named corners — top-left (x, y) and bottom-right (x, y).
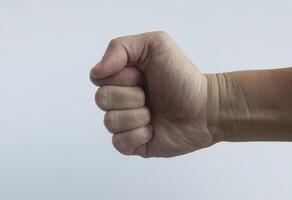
top-left (206, 67), bottom-right (292, 142)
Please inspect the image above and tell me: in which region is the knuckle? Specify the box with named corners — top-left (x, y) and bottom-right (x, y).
top-left (135, 87), bottom-right (145, 105)
top-left (137, 87), bottom-right (145, 97)
top-left (104, 111), bottom-right (116, 133)
top-left (148, 31), bottom-right (172, 52)
top-left (112, 135), bottom-right (131, 155)
top-left (108, 38), bottom-right (120, 48)
top-left (141, 127), bottom-right (152, 141)
top-left (90, 75), bottom-right (101, 86)
top-left (153, 31), bottom-right (170, 40)
top-left (142, 107), bottom-right (151, 122)
top-left (95, 87), bottom-right (108, 110)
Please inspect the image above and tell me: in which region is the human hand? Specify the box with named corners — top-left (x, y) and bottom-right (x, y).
top-left (90, 32), bottom-right (219, 157)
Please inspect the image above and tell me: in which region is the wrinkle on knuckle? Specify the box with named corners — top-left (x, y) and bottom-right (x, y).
top-left (143, 107), bottom-right (151, 122)
top-left (112, 135), bottom-right (131, 155)
top-left (141, 127), bottom-right (152, 141)
top-left (137, 88), bottom-right (145, 104)
top-left (104, 111), bottom-right (116, 133)
top-left (148, 31), bottom-right (172, 55)
top-left (153, 31), bottom-right (169, 40)
top-left (95, 87), bottom-right (108, 110)
top-left (109, 38), bottom-right (121, 48)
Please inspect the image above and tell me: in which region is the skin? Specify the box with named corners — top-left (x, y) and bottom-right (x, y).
top-left (90, 31), bottom-right (292, 158)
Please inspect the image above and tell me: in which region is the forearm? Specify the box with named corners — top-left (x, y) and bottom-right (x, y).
top-left (206, 67), bottom-right (292, 142)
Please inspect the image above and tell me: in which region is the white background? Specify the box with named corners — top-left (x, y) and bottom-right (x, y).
top-left (1, 0), bottom-right (292, 199)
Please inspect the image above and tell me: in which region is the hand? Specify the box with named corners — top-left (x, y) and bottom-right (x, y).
top-left (90, 31), bottom-right (219, 157)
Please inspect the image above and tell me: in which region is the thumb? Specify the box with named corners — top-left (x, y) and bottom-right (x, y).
top-left (90, 33), bottom-right (150, 79)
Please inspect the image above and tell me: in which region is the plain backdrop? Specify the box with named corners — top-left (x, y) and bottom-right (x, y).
top-left (1, 0), bottom-right (292, 199)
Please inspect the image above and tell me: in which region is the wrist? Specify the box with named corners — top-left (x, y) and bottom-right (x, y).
top-left (205, 73), bottom-right (227, 143)
top-left (206, 72), bottom-right (256, 142)
top-left (205, 72), bottom-right (247, 142)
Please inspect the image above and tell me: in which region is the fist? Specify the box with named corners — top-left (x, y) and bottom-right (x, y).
top-left (90, 31), bottom-right (218, 158)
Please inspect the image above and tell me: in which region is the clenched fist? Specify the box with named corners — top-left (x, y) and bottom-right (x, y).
top-left (90, 32), bottom-right (219, 158)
